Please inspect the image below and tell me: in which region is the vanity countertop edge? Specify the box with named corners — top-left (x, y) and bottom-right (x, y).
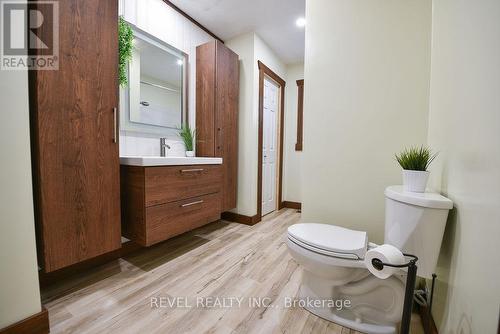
top-left (120, 156), bottom-right (223, 167)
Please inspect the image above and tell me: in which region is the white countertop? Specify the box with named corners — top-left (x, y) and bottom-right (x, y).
top-left (120, 156), bottom-right (223, 166)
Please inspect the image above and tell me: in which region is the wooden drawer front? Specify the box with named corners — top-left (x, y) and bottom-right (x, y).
top-left (145, 165), bottom-right (222, 207)
top-left (145, 192), bottom-right (221, 246)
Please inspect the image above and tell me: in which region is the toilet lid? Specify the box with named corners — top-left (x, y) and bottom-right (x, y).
top-left (287, 223), bottom-right (368, 259)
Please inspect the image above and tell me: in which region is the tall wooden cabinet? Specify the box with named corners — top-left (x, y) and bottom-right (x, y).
top-left (196, 41), bottom-right (239, 212)
top-left (29, 0), bottom-right (121, 272)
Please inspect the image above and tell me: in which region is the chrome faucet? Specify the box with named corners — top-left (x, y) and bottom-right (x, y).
top-left (160, 137), bottom-right (171, 157)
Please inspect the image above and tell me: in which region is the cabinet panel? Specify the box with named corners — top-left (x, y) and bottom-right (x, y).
top-left (145, 192), bottom-right (221, 246)
top-left (121, 164), bottom-right (223, 247)
top-left (145, 165), bottom-right (223, 207)
top-left (30, 0), bottom-right (121, 272)
top-left (196, 41), bottom-right (239, 212)
top-left (196, 42), bottom-right (216, 157)
top-left (215, 42), bottom-right (239, 211)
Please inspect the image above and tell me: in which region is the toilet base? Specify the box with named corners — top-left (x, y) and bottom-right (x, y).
top-left (298, 270), bottom-right (403, 334)
top-left (302, 303), bottom-right (397, 334)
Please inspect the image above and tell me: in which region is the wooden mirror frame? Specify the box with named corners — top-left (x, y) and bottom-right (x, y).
top-left (295, 79), bottom-right (304, 151)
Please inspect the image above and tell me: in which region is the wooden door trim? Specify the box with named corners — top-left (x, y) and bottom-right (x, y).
top-left (257, 60), bottom-right (286, 221)
top-left (295, 79), bottom-right (304, 151)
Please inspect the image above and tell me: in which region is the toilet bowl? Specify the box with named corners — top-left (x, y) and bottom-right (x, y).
top-left (287, 224), bottom-right (405, 334)
top-left (287, 186), bottom-right (453, 334)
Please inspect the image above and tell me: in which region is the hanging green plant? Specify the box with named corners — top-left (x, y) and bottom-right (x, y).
top-left (118, 16), bottom-right (133, 86)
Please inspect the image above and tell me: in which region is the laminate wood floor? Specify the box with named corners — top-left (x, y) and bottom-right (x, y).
top-left (42, 209), bottom-right (423, 334)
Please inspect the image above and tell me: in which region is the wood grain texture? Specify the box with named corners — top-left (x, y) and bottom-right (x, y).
top-left (121, 165), bottom-right (223, 246)
top-left (146, 193), bottom-right (221, 246)
top-left (0, 308), bottom-right (49, 334)
top-left (196, 42), bottom-right (216, 157)
top-left (42, 209), bottom-right (422, 334)
top-left (196, 41), bottom-right (239, 212)
top-left (145, 165), bottom-right (222, 207)
top-left (215, 41), bottom-right (239, 211)
top-left (41, 209), bottom-right (424, 334)
top-left (295, 79), bottom-right (304, 151)
top-left (29, 0), bottom-right (121, 272)
top-left (39, 241), bottom-right (142, 288)
top-left (41, 209), bottom-right (358, 333)
top-left (257, 69), bottom-right (265, 220)
top-left (120, 166), bottom-right (146, 245)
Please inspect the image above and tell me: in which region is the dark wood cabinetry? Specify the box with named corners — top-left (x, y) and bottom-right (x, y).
top-left (121, 165), bottom-right (223, 246)
top-left (196, 41), bottom-right (239, 212)
top-left (29, 0), bottom-right (121, 272)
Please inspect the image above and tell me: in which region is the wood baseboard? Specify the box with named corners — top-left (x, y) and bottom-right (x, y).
top-left (419, 304), bottom-right (439, 334)
top-left (281, 201), bottom-right (302, 210)
top-left (221, 212), bottom-right (261, 226)
top-left (0, 307), bottom-right (49, 334)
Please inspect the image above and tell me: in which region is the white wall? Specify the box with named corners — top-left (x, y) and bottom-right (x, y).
top-left (226, 33), bottom-right (257, 216)
top-left (119, 0), bottom-right (214, 156)
top-left (427, 0), bottom-right (500, 332)
top-left (0, 70), bottom-right (42, 328)
top-left (226, 33), bottom-right (287, 216)
top-left (302, 0), bottom-right (432, 242)
top-left (283, 63), bottom-right (304, 203)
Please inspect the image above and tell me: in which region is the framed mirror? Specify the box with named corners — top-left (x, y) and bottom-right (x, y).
top-left (120, 24), bottom-right (188, 135)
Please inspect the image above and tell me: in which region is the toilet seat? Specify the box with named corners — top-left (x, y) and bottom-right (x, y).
top-left (288, 235), bottom-right (361, 260)
top-left (287, 223), bottom-right (368, 259)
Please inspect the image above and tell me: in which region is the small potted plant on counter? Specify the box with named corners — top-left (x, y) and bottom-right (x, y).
top-left (395, 146), bottom-right (438, 192)
top-left (178, 124), bottom-right (195, 157)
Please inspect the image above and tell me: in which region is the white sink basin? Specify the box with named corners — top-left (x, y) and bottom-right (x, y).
top-left (120, 156), bottom-right (223, 166)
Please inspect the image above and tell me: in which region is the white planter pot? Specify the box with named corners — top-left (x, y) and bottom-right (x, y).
top-left (185, 151), bottom-right (195, 157)
top-left (402, 170), bottom-right (429, 193)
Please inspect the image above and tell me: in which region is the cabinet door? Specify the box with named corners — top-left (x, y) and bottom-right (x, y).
top-left (31, 0), bottom-right (121, 272)
top-left (196, 42), bottom-right (216, 157)
top-left (215, 42), bottom-right (239, 211)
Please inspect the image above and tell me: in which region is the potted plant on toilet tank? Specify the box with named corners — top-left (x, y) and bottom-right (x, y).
top-left (178, 124), bottom-right (195, 157)
top-left (395, 146), bottom-right (438, 192)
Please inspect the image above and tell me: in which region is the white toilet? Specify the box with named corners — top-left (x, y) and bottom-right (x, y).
top-left (287, 186), bottom-right (453, 334)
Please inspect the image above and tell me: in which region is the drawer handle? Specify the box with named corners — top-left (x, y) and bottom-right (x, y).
top-left (180, 200), bottom-right (204, 207)
top-left (180, 168), bottom-right (204, 173)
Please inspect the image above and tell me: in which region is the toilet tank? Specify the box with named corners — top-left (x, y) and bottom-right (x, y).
top-left (384, 186), bottom-right (453, 279)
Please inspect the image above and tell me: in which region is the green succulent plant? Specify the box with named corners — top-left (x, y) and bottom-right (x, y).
top-left (395, 146), bottom-right (438, 171)
top-left (118, 16), bottom-right (133, 86)
top-left (178, 124), bottom-right (195, 152)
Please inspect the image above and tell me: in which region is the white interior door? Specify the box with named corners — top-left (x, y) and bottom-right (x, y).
top-left (262, 78), bottom-right (279, 216)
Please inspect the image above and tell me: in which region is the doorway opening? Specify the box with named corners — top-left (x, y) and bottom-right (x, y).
top-left (257, 61), bottom-right (285, 219)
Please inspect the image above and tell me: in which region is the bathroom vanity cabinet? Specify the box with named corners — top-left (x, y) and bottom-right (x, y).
top-left (196, 41), bottom-right (239, 212)
top-left (120, 160), bottom-right (223, 246)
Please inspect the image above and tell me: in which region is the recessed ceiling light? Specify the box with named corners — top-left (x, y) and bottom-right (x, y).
top-left (296, 17), bottom-right (306, 28)
top-left (176, 59), bottom-right (183, 66)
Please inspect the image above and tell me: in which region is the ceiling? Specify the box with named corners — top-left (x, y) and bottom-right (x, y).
top-left (169, 0), bottom-right (305, 64)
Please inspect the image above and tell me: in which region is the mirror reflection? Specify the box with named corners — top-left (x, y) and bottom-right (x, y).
top-left (123, 25), bottom-right (188, 133)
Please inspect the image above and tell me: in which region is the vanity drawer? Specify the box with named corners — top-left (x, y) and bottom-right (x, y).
top-left (145, 165), bottom-right (223, 207)
top-left (145, 192), bottom-right (221, 246)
